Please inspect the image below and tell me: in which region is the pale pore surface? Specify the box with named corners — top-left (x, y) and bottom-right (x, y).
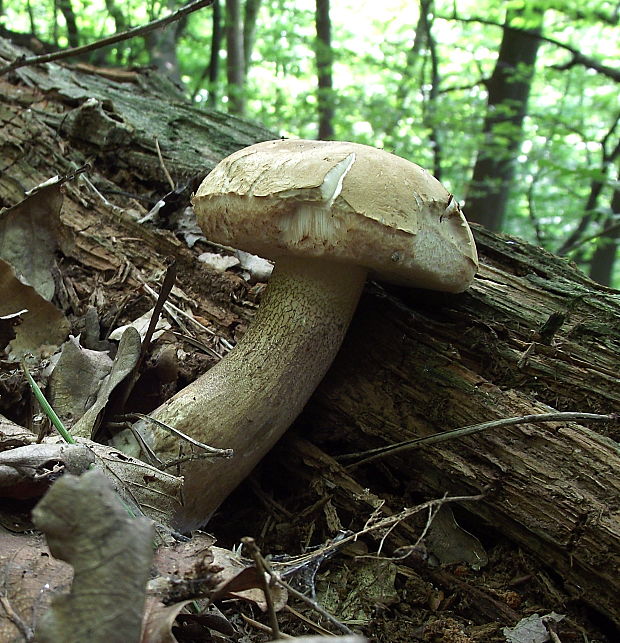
top-left (133, 257), bottom-right (367, 528)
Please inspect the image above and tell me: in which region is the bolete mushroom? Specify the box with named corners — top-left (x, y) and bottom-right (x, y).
top-left (131, 139), bottom-right (478, 529)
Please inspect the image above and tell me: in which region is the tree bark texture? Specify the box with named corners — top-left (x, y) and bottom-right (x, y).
top-left (467, 9), bottom-right (543, 230)
top-left (302, 225), bottom-right (620, 624)
top-left (0, 35), bottom-right (619, 627)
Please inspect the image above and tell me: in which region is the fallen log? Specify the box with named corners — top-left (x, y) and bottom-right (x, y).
top-left (302, 225), bottom-right (620, 625)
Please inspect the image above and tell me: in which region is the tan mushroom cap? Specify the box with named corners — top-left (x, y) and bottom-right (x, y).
top-left (192, 139), bottom-right (478, 292)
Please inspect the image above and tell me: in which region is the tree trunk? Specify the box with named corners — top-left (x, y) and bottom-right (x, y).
top-left (466, 9), bottom-right (543, 230)
top-left (0, 35), bottom-right (619, 630)
top-left (243, 0), bottom-right (261, 73)
top-left (589, 174), bottom-right (620, 285)
top-left (225, 0), bottom-right (245, 114)
top-left (315, 0), bottom-right (334, 140)
top-left (56, 0), bottom-right (80, 48)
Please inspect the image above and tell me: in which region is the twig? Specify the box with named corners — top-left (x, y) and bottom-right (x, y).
top-left (242, 537), bottom-right (281, 639)
top-left (233, 496), bottom-right (481, 636)
top-left (283, 605), bottom-right (333, 636)
top-left (339, 412), bottom-right (619, 468)
top-left (239, 614), bottom-right (293, 639)
top-left (114, 260), bottom-right (177, 413)
top-left (0, 0), bottom-right (214, 76)
top-left (0, 596), bottom-right (34, 642)
top-left (155, 138), bottom-right (175, 190)
top-left (128, 413), bottom-right (233, 460)
top-left (274, 494), bottom-right (482, 576)
top-left (262, 497), bottom-right (483, 635)
top-left (141, 280), bottom-right (234, 351)
top-left (269, 572), bottom-right (353, 635)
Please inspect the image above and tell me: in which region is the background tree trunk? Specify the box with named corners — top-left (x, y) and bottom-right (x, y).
top-left (243, 0), bottom-right (261, 73)
top-left (144, 0), bottom-right (185, 88)
top-left (225, 0), bottom-right (245, 114)
top-left (466, 9), bottom-right (543, 230)
top-left (208, 0), bottom-right (222, 105)
top-left (315, 0), bottom-right (334, 140)
top-left (56, 0), bottom-right (79, 48)
top-left (589, 173), bottom-right (620, 285)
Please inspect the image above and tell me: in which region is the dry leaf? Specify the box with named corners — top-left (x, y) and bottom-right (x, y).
top-left (0, 414), bottom-right (36, 449)
top-left (141, 599), bottom-right (194, 643)
top-left (0, 529), bottom-right (73, 642)
top-left (32, 469), bottom-right (155, 643)
top-left (0, 438), bottom-right (183, 526)
top-left (503, 612), bottom-right (565, 643)
top-left (425, 504), bottom-right (488, 569)
top-left (71, 326), bottom-right (141, 439)
top-left (0, 258), bottom-right (69, 358)
top-left (0, 441), bottom-right (95, 500)
top-left (210, 546), bottom-right (288, 612)
top-left (108, 308), bottom-right (171, 342)
top-left (0, 183), bottom-right (63, 301)
top-left (48, 335), bottom-right (114, 426)
top-left (85, 440), bottom-right (183, 526)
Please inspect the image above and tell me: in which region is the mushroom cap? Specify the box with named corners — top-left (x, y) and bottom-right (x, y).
top-left (192, 139), bottom-right (478, 292)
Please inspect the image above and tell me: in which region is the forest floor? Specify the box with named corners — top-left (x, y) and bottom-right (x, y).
top-left (0, 219), bottom-right (614, 642)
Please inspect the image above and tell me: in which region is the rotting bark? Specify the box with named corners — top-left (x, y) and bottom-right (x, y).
top-left (0, 35), bottom-right (619, 629)
top-left (302, 226), bottom-right (620, 624)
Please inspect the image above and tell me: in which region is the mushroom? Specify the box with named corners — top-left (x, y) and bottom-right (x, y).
top-left (131, 139), bottom-right (478, 529)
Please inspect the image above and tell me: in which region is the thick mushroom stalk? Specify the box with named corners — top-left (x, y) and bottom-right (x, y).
top-left (133, 256), bottom-right (366, 528)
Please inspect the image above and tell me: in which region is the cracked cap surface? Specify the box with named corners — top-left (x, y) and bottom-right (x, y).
top-left (192, 139), bottom-right (478, 292)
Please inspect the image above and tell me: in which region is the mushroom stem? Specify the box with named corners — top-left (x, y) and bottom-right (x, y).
top-left (135, 255), bottom-right (367, 528)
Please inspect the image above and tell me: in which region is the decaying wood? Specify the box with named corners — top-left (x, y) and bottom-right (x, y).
top-left (303, 226), bottom-right (620, 624)
top-left (1, 35), bottom-right (619, 628)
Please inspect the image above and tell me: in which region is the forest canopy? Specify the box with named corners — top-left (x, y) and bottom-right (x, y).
top-left (1, 0), bottom-right (619, 286)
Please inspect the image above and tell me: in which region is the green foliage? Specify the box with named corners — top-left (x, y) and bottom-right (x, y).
top-left (0, 0), bottom-right (618, 284)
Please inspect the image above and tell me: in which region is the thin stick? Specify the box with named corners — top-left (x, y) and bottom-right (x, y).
top-left (0, 596), bottom-right (34, 642)
top-left (269, 573), bottom-right (353, 635)
top-left (0, 0), bottom-right (214, 76)
top-left (239, 614), bottom-right (293, 639)
top-left (155, 138), bottom-right (175, 190)
top-left (129, 413), bottom-right (233, 459)
top-left (114, 260), bottom-right (177, 414)
top-left (242, 537), bottom-right (281, 639)
top-left (339, 412), bottom-right (619, 467)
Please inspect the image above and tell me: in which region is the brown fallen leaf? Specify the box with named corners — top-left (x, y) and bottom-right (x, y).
top-left (0, 182), bottom-right (63, 302)
top-left (0, 529), bottom-right (73, 642)
top-left (71, 326), bottom-right (141, 439)
top-left (0, 258), bottom-right (69, 358)
top-left (0, 441), bottom-right (94, 500)
top-left (0, 414), bottom-right (36, 450)
top-left (47, 335), bottom-right (114, 427)
top-left (0, 437), bottom-right (183, 526)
